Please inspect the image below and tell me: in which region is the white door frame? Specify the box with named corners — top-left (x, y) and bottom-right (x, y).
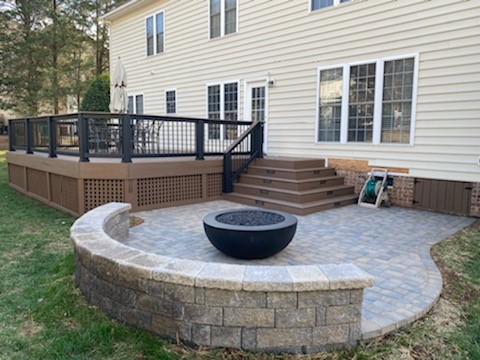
top-left (244, 78), bottom-right (269, 153)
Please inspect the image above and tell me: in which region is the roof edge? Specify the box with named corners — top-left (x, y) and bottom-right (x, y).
top-left (101, 0), bottom-right (153, 22)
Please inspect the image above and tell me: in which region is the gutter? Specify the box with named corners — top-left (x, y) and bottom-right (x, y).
top-left (101, 0), bottom-right (154, 22)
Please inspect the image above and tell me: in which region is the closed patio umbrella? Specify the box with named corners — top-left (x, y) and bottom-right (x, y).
top-left (110, 57), bottom-right (128, 113)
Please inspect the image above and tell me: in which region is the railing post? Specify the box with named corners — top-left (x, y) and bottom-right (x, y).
top-left (196, 119), bottom-right (205, 160)
top-left (25, 118), bottom-right (33, 154)
top-left (8, 120), bottom-right (15, 151)
top-left (78, 113), bottom-right (90, 162)
top-left (257, 122), bottom-right (264, 158)
top-left (252, 122), bottom-right (264, 159)
top-left (48, 116), bottom-right (57, 158)
top-left (223, 152), bottom-right (233, 193)
top-left (121, 114), bottom-right (132, 163)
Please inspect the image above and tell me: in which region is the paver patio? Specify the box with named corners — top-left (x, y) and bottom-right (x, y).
top-left (123, 201), bottom-right (475, 340)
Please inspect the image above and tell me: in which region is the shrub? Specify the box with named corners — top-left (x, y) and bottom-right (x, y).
top-left (80, 74), bottom-right (110, 112)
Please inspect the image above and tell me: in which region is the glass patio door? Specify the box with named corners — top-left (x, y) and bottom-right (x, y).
top-left (245, 81), bottom-right (268, 152)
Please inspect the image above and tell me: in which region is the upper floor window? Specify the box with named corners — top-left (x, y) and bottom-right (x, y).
top-left (317, 56), bottom-right (417, 145)
top-left (210, 0), bottom-right (237, 39)
top-left (165, 89), bottom-right (176, 114)
top-left (146, 12), bottom-right (164, 56)
top-left (311, 0), bottom-right (349, 11)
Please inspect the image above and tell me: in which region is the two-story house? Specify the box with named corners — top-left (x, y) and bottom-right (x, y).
top-left (103, 0), bottom-right (480, 216)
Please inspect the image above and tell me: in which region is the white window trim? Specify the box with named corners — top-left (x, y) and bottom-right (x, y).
top-left (309, 0), bottom-right (349, 12)
top-left (145, 10), bottom-right (165, 57)
top-left (205, 80), bottom-right (241, 139)
top-left (128, 92), bottom-right (145, 114)
top-left (208, 0), bottom-right (239, 40)
top-left (315, 53), bottom-right (419, 146)
top-left (164, 88), bottom-right (177, 114)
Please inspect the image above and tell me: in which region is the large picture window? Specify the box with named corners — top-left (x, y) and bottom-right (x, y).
top-left (316, 56), bottom-right (417, 145)
top-left (146, 11), bottom-right (164, 56)
top-left (210, 0), bottom-right (237, 39)
top-left (207, 82), bottom-right (238, 139)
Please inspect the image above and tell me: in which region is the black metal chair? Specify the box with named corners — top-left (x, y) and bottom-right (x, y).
top-left (133, 119), bottom-right (163, 154)
top-left (88, 120), bottom-right (117, 153)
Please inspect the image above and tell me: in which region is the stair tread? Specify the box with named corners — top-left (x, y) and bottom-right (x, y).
top-left (248, 165), bottom-right (334, 173)
top-left (239, 174), bottom-right (342, 184)
top-left (226, 193), bottom-right (358, 209)
top-left (233, 183), bottom-right (353, 195)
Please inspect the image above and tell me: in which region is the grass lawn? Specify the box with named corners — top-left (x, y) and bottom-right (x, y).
top-left (0, 144), bottom-right (479, 359)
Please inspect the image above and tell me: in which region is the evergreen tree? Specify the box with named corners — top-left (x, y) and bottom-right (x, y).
top-left (79, 74), bottom-right (109, 112)
top-left (0, 0), bottom-right (48, 116)
top-left (0, 0), bottom-right (127, 116)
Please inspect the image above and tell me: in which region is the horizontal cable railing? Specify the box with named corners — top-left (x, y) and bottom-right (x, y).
top-left (8, 112), bottom-right (255, 164)
top-left (223, 121), bottom-right (264, 193)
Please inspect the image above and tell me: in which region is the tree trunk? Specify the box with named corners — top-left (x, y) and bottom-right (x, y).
top-left (52, 0), bottom-right (59, 114)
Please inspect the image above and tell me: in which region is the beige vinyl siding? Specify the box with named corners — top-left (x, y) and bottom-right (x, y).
top-left (108, 0), bottom-right (480, 182)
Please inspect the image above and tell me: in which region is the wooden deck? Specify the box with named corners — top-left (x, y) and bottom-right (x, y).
top-left (7, 150), bottom-right (357, 217)
top-left (7, 151), bottom-right (223, 216)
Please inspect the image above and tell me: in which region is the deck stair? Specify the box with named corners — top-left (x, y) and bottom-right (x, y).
top-left (224, 157), bottom-right (358, 215)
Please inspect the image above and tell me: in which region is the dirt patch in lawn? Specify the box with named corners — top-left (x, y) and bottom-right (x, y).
top-left (0, 135), bottom-right (8, 150)
top-left (18, 318), bottom-right (44, 338)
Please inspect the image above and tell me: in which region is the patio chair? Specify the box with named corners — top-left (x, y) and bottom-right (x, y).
top-left (88, 120), bottom-right (115, 153)
top-left (134, 119), bottom-right (163, 154)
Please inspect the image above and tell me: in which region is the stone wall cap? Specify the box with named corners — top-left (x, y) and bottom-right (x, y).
top-left (72, 202), bottom-right (374, 292)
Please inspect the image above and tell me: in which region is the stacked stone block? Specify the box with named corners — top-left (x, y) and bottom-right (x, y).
top-left (71, 203), bottom-right (374, 354)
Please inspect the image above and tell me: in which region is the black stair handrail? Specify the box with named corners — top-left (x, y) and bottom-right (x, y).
top-left (223, 121), bottom-right (264, 193)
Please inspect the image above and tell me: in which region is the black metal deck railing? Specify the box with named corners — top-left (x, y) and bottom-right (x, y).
top-left (8, 112), bottom-right (264, 192)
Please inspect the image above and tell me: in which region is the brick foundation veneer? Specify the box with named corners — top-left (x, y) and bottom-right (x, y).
top-left (71, 203), bottom-right (374, 354)
top-left (336, 168), bottom-right (480, 216)
top-left (471, 183), bottom-right (480, 217)
top-left (336, 169), bottom-right (415, 208)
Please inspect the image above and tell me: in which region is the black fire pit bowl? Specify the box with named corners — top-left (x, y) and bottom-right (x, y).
top-left (203, 209), bottom-right (298, 259)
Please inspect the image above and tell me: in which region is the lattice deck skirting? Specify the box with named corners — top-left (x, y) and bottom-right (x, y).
top-left (6, 152), bottom-right (224, 216)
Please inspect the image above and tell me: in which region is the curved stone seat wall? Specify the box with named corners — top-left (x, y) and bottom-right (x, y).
top-left (71, 203), bottom-right (374, 354)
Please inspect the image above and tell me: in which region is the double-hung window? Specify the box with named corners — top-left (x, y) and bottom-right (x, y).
top-left (381, 58), bottom-right (415, 143)
top-left (317, 56), bottom-right (417, 144)
top-left (127, 94), bottom-right (144, 114)
top-left (210, 0), bottom-right (237, 39)
top-left (165, 90), bottom-right (176, 114)
top-left (348, 63), bottom-right (376, 142)
top-left (318, 68), bottom-right (343, 142)
top-left (207, 82), bottom-right (238, 139)
top-left (146, 11), bottom-right (164, 56)
top-left (311, 0), bottom-right (349, 11)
